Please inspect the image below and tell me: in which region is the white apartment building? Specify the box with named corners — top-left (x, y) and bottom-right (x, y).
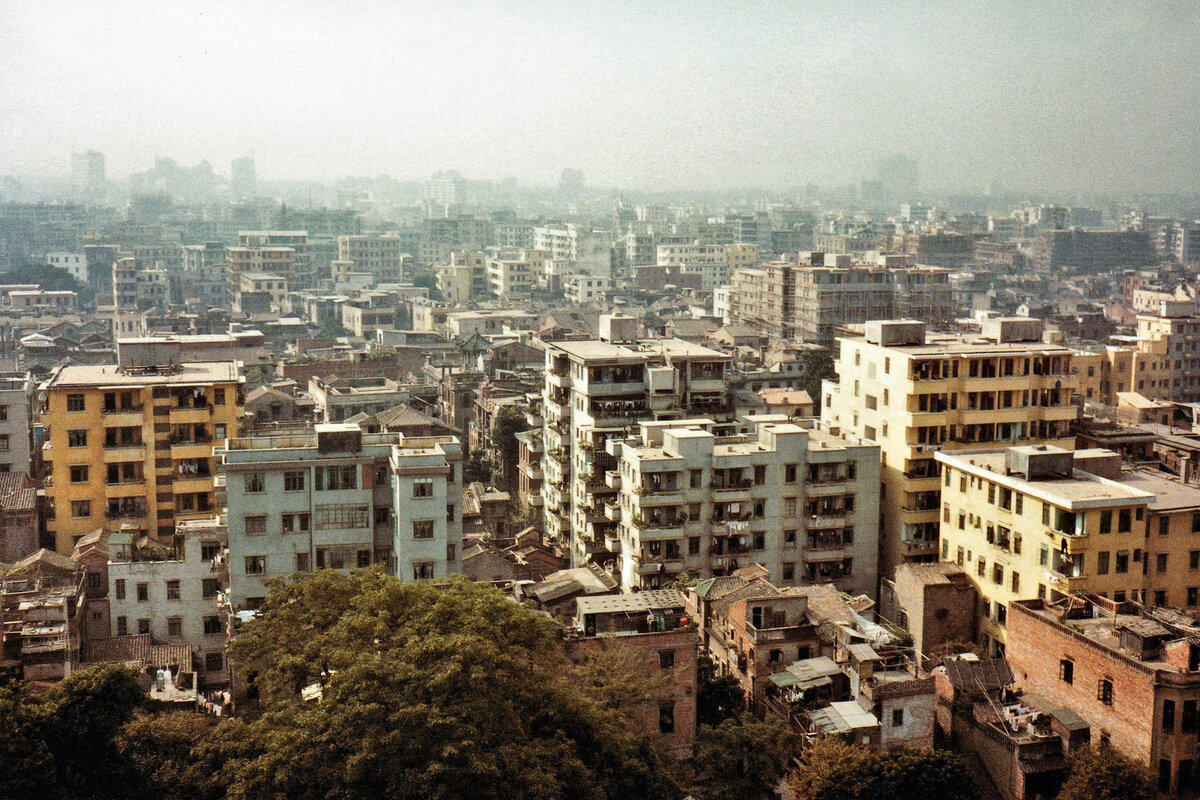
top-left (540, 315), bottom-right (732, 566)
top-left (107, 517), bottom-right (229, 684)
top-left (656, 242), bottom-right (757, 290)
top-left (0, 372), bottom-right (32, 475)
top-left (46, 252), bottom-right (87, 283)
top-left (564, 274), bottom-right (610, 304)
top-left (609, 416), bottom-right (879, 596)
top-left (533, 224), bottom-right (612, 280)
top-left (337, 232), bottom-right (411, 282)
top-left (216, 423), bottom-right (463, 608)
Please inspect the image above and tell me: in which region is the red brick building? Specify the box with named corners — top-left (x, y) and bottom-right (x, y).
top-left (1008, 596), bottom-right (1200, 795)
top-left (567, 590), bottom-right (697, 758)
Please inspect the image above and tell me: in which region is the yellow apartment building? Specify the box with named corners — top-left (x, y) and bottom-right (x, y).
top-left (41, 342), bottom-right (244, 553)
top-left (821, 318), bottom-right (1078, 582)
top-left (936, 445), bottom-right (1153, 657)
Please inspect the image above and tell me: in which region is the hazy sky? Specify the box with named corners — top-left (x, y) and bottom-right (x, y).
top-left (2, 0), bottom-right (1199, 193)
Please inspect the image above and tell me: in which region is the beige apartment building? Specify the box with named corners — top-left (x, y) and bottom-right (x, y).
top-left (41, 340), bottom-right (244, 553)
top-left (935, 445), bottom-right (1153, 657)
top-left (729, 253), bottom-right (954, 346)
top-left (337, 231), bottom-right (410, 282)
top-left (821, 318), bottom-right (1078, 583)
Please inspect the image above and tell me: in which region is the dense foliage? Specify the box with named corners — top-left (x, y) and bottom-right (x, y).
top-left (692, 716), bottom-right (798, 800)
top-left (0, 663), bottom-right (144, 799)
top-left (786, 739), bottom-right (979, 800)
top-left (1055, 744), bottom-right (1155, 800)
top-left (0, 571), bottom-right (684, 799)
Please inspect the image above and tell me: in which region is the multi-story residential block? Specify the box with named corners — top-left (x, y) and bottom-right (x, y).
top-left (1136, 305), bottom-right (1200, 403)
top-left (435, 250), bottom-right (489, 303)
top-left (238, 231), bottom-right (309, 285)
top-left (0, 473), bottom-right (38, 562)
top-left (233, 271), bottom-right (289, 314)
top-left (655, 242), bottom-right (754, 290)
top-left (609, 416), bottom-right (878, 595)
top-left (216, 423), bottom-right (462, 608)
top-left (41, 341), bottom-right (245, 552)
top-left (180, 242), bottom-right (229, 308)
top-left (0, 372), bottom-right (33, 476)
top-left (1007, 596), bottom-right (1200, 796)
top-left (107, 517), bottom-right (230, 685)
top-left (729, 253), bottom-right (954, 346)
top-left (563, 274), bottom-right (609, 304)
top-left (533, 224), bottom-right (612, 280)
top-left (225, 246), bottom-right (295, 293)
top-left (1029, 228), bottom-right (1156, 274)
top-left (822, 318), bottom-right (1078, 582)
top-left (484, 248), bottom-right (544, 299)
top-left (936, 445), bottom-right (1154, 656)
top-left (337, 231), bottom-right (410, 282)
top-left (539, 315), bottom-right (732, 566)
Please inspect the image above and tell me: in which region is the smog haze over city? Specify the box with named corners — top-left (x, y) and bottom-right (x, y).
top-left (3, 0), bottom-right (1200, 195)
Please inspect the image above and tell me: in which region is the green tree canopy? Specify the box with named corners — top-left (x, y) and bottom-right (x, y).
top-left (695, 655), bottom-right (744, 727)
top-left (1055, 744), bottom-right (1154, 800)
top-left (0, 663), bottom-right (144, 799)
top-left (217, 570), bottom-right (680, 800)
top-left (787, 739), bottom-right (979, 800)
top-left (692, 716), bottom-right (798, 800)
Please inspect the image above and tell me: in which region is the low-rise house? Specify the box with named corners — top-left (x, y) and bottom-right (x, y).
top-left (1007, 595), bottom-right (1200, 796)
top-left (566, 589), bottom-right (698, 758)
top-left (106, 518), bottom-right (230, 685)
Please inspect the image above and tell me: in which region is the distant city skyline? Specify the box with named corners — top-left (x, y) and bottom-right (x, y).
top-left (3, 1), bottom-right (1200, 194)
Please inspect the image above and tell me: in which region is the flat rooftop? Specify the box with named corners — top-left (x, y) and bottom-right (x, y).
top-left (47, 361), bottom-right (243, 388)
top-left (936, 449), bottom-right (1155, 509)
top-left (551, 338), bottom-right (729, 362)
top-left (575, 589), bottom-right (686, 615)
top-left (1119, 469), bottom-right (1200, 512)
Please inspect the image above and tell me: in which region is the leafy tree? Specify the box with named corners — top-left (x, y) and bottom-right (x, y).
top-left (410, 268), bottom-right (443, 301)
top-left (787, 739), bottom-right (978, 800)
top-left (692, 716), bottom-right (798, 800)
top-left (317, 317), bottom-right (346, 339)
top-left (796, 347), bottom-right (836, 408)
top-left (491, 405), bottom-right (530, 494)
top-left (696, 655), bottom-right (744, 727)
top-left (0, 663), bottom-right (145, 799)
top-left (4, 261), bottom-right (92, 303)
top-left (464, 447), bottom-right (493, 484)
top-left (0, 681), bottom-right (56, 799)
top-left (1055, 744), bottom-right (1154, 800)
top-left (116, 713), bottom-right (227, 800)
top-left (217, 570), bottom-right (681, 800)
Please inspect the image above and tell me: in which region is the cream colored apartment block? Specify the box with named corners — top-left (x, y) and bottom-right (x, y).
top-left (935, 446), bottom-right (1156, 657)
top-left (821, 319), bottom-right (1078, 584)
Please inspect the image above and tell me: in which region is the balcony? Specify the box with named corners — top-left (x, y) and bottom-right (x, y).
top-left (105, 480), bottom-right (146, 498)
top-left (604, 501), bottom-right (621, 521)
top-left (102, 407), bottom-right (144, 425)
top-left (102, 444), bottom-right (146, 462)
top-left (169, 406), bottom-right (213, 424)
top-left (807, 513), bottom-right (847, 528)
top-left (173, 475), bottom-right (213, 494)
top-left (170, 440), bottom-right (214, 459)
top-left (605, 470), bottom-right (622, 489)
